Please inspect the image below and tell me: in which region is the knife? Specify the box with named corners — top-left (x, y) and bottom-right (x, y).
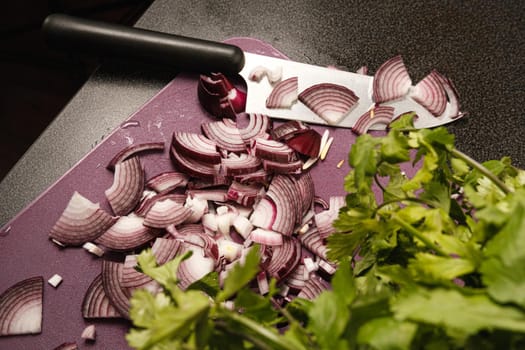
top-left (43, 14), bottom-right (459, 129)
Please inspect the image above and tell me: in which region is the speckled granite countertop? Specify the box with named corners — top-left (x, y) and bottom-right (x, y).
top-left (0, 0), bottom-right (523, 226)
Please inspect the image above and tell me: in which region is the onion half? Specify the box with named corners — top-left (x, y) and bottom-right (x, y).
top-left (0, 276), bottom-right (43, 336)
top-left (298, 83), bottom-right (359, 125)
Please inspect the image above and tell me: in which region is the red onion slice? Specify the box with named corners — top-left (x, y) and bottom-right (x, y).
top-left (298, 83), bottom-right (359, 125)
top-left (297, 274), bottom-right (331, 300)
top-left (95, 215), bottom-right (160, 252)
top-left (221, 154), bottom-right (262, 177)
top-left (0, 276), bottom-right (43, 336)
top-left (266, 77), bottom-right (298, 109)
top-left (105, 156), bottom-right (144, 216)
top-left (151, 237), bottom-right (184, 264)
top-left (410, 70), bottom-right (447, 117)
top-left (262, 159), bottom-right (303, 175)
top-left (106, 142), bottom-right (164, 170)
top-left (233, 168), bottom-right (270, 185)
top-left (49, 191), bottom-right (117, 246)
top-left (271, 120), bottom-right (311, 141)
top-left (101, 260), bottom-right (131, 319)
top-left (198, 73), bottom-right (246, 119)
top-left (352, 105), bottom-right (395, 135)
top-left (434, 71), bottom-right (464, 119)
top-left (285, 129), bottom-right (322, 158)
top-left (227, 181), bottom-right (265, 207)
top-left (201, 119), bottom-right (246, 153)
top-left (299, 227), bottom-right (327, 260)
top-left (284, 264), bottom-right (307, 293)
top-left (177, 245), bottom-right (216, 290)
top-left (82, 274), bottom-right (122, 319)
top-left (372, 55), bottom-right (412, 104)
top-left (143, 198), bottom-right (193, 229)
top-left (170, 145), bottom-right (220, 180)
top-left (252, 138), bottom-right (296, 163)
top-left (120, 255), bottom-right (155, 289)
top-left (187, 188), bottom-right (228, 202)
top-left (172, 131), bottom-right (221, 164)
top-left (265, 236), bottom-right (302, 281)
top-left (249, 228), bottom-right (283, 246)
top-left (146, 171), bottom-right (190, 194)
top-left (315, 196), bottom-right (346, 240)
top-left (294, 172), bottom-right (315, 215)
top-left (237, 113), bottom-right (272, 144)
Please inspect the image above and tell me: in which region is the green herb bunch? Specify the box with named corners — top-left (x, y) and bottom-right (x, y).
top-left (127, 114), bottom-right (525, 350)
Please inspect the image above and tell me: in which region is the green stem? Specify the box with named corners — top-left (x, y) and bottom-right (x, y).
top-left (221, 311), bottom-right (300, 350)
top-left (374, 197), bottom-right (436, 216)
top-left (450, 148), bottom-right (512, 194)
top-left (392, 215), bottom-right (449, 257)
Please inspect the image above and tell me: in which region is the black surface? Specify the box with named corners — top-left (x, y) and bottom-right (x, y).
top-left (1, 0), bottom-right (524, 226)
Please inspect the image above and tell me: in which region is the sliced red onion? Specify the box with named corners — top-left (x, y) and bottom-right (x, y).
top-left (227, 181), bottom-right (265, 207)
top-left (170, 145), bottom-right (220, 180)
top-left (120, 255), bottom-right (154, 289)
top-left (351, 105), bottom-right (395, 135)
top-left (265, 236), bottom-right (302, 281)
top-left (237, 113), bottom-right (272, 145)
top-left (198, 73), bottom-right (246, 119)
top-left (221, 153), bottom-right (262, 177)
top-left (256, 271), bottom-right (270, 295)
top-left (232, 215), bottom-right (253, 239)
top-left (82, 274), bottom-right (122, 319)
top-left (135, 192), bottom-right (187, 217)
top-left (146, 171), bottom-right (189, 194)
top-left (105, 156), bottom-right (144, 216)
top-left (101, 260), bottom-right (131, 319)
top-left (250, 197), bottom-right (276, 232)
top-left (177, 246), bottom-right (216, 290)
top-left (285, 129), bottom-right (322, 158)
top-left (216, 237), bottom-right (243, 261)
top-left (151, 237), bottom-right (184, 264)
top-left (372, 55), bottom-right (412, 104)
top-left (0, 276), bottom-right (43, 336)
top-left (95, 215), bottom-right (160, 252)
top-left (269, 175), bottom-right (303, 226)
top-left (434, 70), bottom-right (464, 119)
top-left (266, 77), bottom-right (298, 109)
top-left (106, 142), bottom-right (164, 170)
top-left (298, 83), bottom-right (359, 125)
top-left (263, 159), bottom-right (303, 175)
top-left (252, 138), bottom-right (296, 163)
top-left (175, 224), bottom-right (219, 261)
top-left (271, 120), bottom-right (311, 141)
top-left (317, 259), bottom-right (338, 279)
top-left (284, 264), bottom-right (307, 293)
top-left (201, 119), bottom-right (246, 153)
top-left (202, 213), bottom-right (219, 234)
top-left (187, 188), bottom-right (228, 202)
top-left (315, 196), bottom-right (346, 240)
top-left (299, 227), bottom-right (327, 260)
top-left (410, 70), bottom-right (447, 117)
top-left (81, 324), bottom-right (96, 341)
top-left (172, 131), bottom-right (221, 164)
top-left (49, 191), bottom-right (117, 246)
top-left (184, 196), bottom-right (208, 223)
top-left (297, 274), bottom-right (331, 300)
top-left (233, 168), bottom-right (270, 185)
top-left (294, 172), bottom-right (315, 215)
top-left (143, 198), bottom-right (193, 229)
top-left (249, 228), bottom-right (283, 246)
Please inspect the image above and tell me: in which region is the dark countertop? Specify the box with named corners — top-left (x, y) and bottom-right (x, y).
top-left (1, 0), bottom-right (523, 226)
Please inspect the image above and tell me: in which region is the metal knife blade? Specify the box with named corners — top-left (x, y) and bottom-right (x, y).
top-left (43, 14), bottom-right (459, 130)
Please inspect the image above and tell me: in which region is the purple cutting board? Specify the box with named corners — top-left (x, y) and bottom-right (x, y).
top-left (0, 38), bottom-right (406, 349)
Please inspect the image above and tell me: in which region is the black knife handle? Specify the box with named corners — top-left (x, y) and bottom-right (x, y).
top-left (42, 14), bottom-right (245, 74)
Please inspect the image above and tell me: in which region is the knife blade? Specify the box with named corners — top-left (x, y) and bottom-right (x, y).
top-left (43, 14), bottom-right (458, 130)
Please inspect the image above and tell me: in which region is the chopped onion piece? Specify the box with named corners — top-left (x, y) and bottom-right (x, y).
top-left (105, 156), bottom-right (144, 216)
top-left (172, 131), bottom-right (221, 164)
top-left (95, 214), bottom-right (159, 252)
top-left (249, 65), bottom-right (282, 85)
top-left (82, 242), bottom-right (105, 257)
top-left (266, 77), bottom-right (298, 109)
top-left (170, 145), bottom-right (220, 180)
top-left (146, 171), bottom-right (189, 194)
top-left (198, 73), bottom-right (246, 119)
top-left (82, 274), bottom-right (122, 319)
top-left (48, 274), bottom-right (63, 288)
top-left (372, 55), bottom-right (412, 103)
top-left (217, 238), bottom-right (243, 261)
top-left (285, 129), bottom-right (322, 158)
top-left (297, 275), bottom-right (330, 300)
top-left (249, 228), bottom-right (283, 246)
top-left (237, 113), bottom-right (272, 145)
top-left (0, 276), bottom-right (43, 336)
top-left (81, 324), bottom-right (96, 341)
top-left (299, 83), bottom-right (359, 125)
top-left (352, 105), bottom-right (395, 135)
top-left (101, 260), bottom-right (131, 319)
top-left (252, 138), bottom-right (296, 163)
top-left (232, 215), bottom-right (253, 239)
top-left (410, 70), bottom-right (447, 117)
top-left (49, 191), bottom-right (117, 246)
top-left (106, 142), bottom-right (164, 170)
top-left (201, 119), bottom-right (246, 153)
top-left (144, 198), bottom-right (193, 229)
